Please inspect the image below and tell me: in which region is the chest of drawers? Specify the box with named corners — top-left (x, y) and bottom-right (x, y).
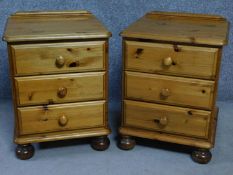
top-left (3, 11), bottom-right (111, 160)
top-left (118, 11), bottom-right (229, 164)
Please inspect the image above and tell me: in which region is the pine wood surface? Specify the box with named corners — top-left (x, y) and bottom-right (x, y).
top-left (125, 40), bottom-right (219, 79)
top-left (10, 41), bottom-right (106, 76)
top-left (121, 11), bottom-right (229, 46)
top-left (124, 100), bottom-right (211, 138)
top-left (3, 11), bottom-right (111, 147)
top-left (3, 11), bottom-right (111, 42)
top-left (125, 71), bottom-right (214, 110)
top-left (15, 72), bottom-right (106, 106)
top-left (120, 11), bottom-right (229, 151)
top-left (18, 101), bottom-right (106, 135)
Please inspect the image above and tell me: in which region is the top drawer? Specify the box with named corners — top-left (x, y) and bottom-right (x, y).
top-left (10, 41), bottom-right (106, 76)
top-left (125, 41), bottom-right (219, 79)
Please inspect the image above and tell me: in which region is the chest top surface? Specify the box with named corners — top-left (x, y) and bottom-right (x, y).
top-left (121, 11), bottom-right (229, 46)
top-left (3, 10), bottom-right (111, 42)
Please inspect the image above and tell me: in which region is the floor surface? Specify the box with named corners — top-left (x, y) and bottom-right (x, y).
top-left (0, 99), bottom-right (232, 175)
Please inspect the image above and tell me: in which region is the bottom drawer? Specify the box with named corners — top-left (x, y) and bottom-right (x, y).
top-left (124, 100), bottom-right (211, 138)
top-left (18, 101), bottom-right (105, 135)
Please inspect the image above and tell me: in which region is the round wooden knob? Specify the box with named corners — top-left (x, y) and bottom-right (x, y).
top-left (57, 87), bottom-right (67, 98)
top-left (163, 57), bottom-right (173, 66)
top-left (159, 116), bottom-right (168, 126)
top-left (55, 56), bottom-right (65, 68)
top-left (160, 88), bottom-right (171, 98)
top-left (58, 115), bottom-right (68, 126)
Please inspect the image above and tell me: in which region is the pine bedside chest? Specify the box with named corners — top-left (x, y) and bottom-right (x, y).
top-left (118, 11), bottom-right (229, 164)
top-left (3, 11), bottom-right (111, 160)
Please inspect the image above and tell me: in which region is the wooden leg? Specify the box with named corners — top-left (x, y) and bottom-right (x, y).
top-left (118, 135), bottom-right (135, 150)
top-left (90, 136), bottom-right (110, 151)
top-left (191, 148), bottom-right (212, 164)
top-left (15, 144), bottom-right (35, 160)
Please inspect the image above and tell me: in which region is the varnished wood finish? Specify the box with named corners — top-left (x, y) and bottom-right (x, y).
top-left (90, 136), bottom-right (110, 151)
top-left (15, 127), bottom-right (110, 145)
top-left (10, 41), bottom-right (106, 76)
top-left (191, 149), bottom-right (212, 164)
top-left (120, 107), bottom-right (218, 149)
top-left (118, 135), bottom-right (136, 150)
top-left (119, 127), bottom-right (213, 149)
top-left (3, 11), bottom-right (111, 42)
top-left (3, 11), bottom-right (111, 158)
top-left (125, 41), bottom-right (219, 79)
top-left (15, 144), bottom-right (35, 160)
top-left (121, 11), bottom-right (229, 46)
top-left (125, 71), bottom-right (214, 110)
top-left (18, 101), bottom-right (106, 135)
top-left (124, 100), bottom-right (211, 138)
top-left (120, 11), bottom-right (229, 163)
top-left (15, 72), bottom-right (105, 106)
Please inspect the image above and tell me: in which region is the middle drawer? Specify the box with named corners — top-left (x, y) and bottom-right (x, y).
top-left (125, 71), bottom-right (215, 110)
top-left (15, 72), bottom-right (105, 106)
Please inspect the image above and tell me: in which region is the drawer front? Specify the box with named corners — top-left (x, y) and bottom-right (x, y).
top-left (18, 101), bottom-right (105, 135)
top-left (125, 71), bottom-right (214, 109)
top-left (124, 100), bottom-right (211, 138)
top-left (11, 41), bottom-right (106, 76)
top-left (125, 41), bottom-right (219, 79)
top-left (15, 72), bottom-right (105, 106)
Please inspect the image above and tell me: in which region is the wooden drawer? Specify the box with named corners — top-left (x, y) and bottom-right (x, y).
top-left (125, 71), bottom-right (214, 109)
top-left (11, 41), bottom-right (106, 76)
top-left (124, 100), bottom-right (211, 138)
top-left (125, 41), bottom-right (219, 79)
top-left (17, 101), bottom-right (105, 135)
top-left (15, 72), bottom-right (105, 106)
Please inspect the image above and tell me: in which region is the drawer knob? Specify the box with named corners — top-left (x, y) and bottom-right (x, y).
top-left (160, 88), bottom-right (171, 98)
top-left (55, 56), bottom-right (65, 68)
top-left (154, 116), bottom-right (168, 127)
top-left (163, 57), bottom-right (173, 66)
top-left (57, 87), bottom-right (67, 98)
top-left (58, 115), bottom-right (68, 126)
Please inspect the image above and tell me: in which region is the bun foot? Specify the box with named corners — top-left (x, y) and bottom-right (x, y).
top-left (16, 144), bottom-right (35, 160)
top-left (118, 135), bottom-right (135, 150)
top-left (91, 136), bottom-right (110, 151)
top-left (191, 149), bottom-right (212, 164)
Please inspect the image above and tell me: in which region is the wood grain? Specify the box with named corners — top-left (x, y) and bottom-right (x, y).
top-left (18, 101), bottom-right (105, 135)
top-left (15, 127), bottom-right (111, 144)
top-left (119, 108), bottom-right (218, 149)
top-left (121, 11), bottom-right (229, 46)
top-left (124, 100), bottom-right (211, 138)
top-left (3, 11), bottom-right (111, 42)
top-left (120, 12), bottom-right (228, 154)
top-left (4, 11), bottom-right (111, 149)
top-left (125, 41), bottom-right (219, 79)
top-left (11, 41), bottom-right (106, 76)
top-left (15, 72), bottom-right (105, 106)
top-left (120, 106), bottom-right (218, 149)
top-left (147, 11), bottom-right (227, 20)
top-left (13, 10), bottom-right (92, 16)
top-left (119, 127), bottom-right (212, 149)
top-left (125, 71), bottom-right (215, 110)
